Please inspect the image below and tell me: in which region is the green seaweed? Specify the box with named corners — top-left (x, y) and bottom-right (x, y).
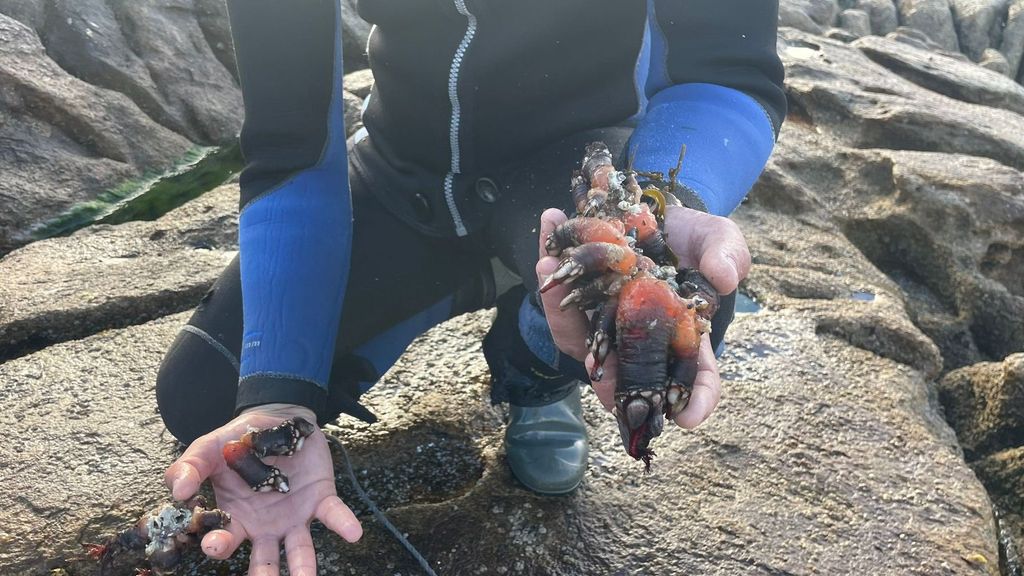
top-left (29, 143), bottom-right (243, 240)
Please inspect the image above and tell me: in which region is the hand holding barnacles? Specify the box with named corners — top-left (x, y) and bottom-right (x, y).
top-left (535, 143), bottom-right (751, 470)
top-left (163, 404), bottom-right (362, 575)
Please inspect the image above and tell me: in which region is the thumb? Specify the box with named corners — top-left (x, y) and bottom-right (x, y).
top-left (164, 433), bottom-right (221, 501)
top-left (536, 209), bottom-right (590, 361)
top-left (664, 206), bottom-right (750, 294)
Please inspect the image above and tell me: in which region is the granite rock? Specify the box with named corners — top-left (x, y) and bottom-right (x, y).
top-left (854, 34), bottom-right (1024, 114)
top-left (896, 0), bottom-right (962, 51)
top-left (840, 8), bottom-right (874, 36)
top-left (938, 353), bottom-right (1024, 458)
top-left (949, 0), bottom-right (1011, 61)
top-left (857, 0), bottom-right (901, 33)
top-left (0, 184), bottom-right (238, 360)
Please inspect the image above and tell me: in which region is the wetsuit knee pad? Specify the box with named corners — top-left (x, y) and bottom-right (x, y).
top-left (156, 327), bottom-right (239, 445)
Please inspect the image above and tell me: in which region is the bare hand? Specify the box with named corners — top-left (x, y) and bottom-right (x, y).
top-left (163, 403), bottom-right (362, 576)
top-left (535, 206), bottom-right (750, 428)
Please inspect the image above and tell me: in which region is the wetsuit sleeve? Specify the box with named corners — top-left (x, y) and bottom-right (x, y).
top-left (630, 0), bottom-right (786, 217)
top-left (226, 0), bottom-right (351, 419)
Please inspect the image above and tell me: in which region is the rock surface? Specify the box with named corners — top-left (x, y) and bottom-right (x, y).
top-left (343, 90), bottom-right (364, 136)
top-left (795, 0), bottom-right (1024, 82)
top-left (772, 27), bottom-right (1024, 562)
top-left (0, 184), bottom-right (238, 360)
top-left (2, 293), bottom-right (1002, 575)
top-left (780, 3), bottom-right (826, 34)
top-left (779, 30), bottom-right (1024, 370)
top-left (826, 26), bottom-right (863, 42)
top-left (0, 0), bottom-right (375, 256)
top-left (38, 0), bottom-right (242, 145)
top-left (980, 47), bottom-right (1013, 74)
top-left (949, 0), bottom-right (1010, 61)
top-left (857, 0), bottom-right (901, 34)
top-left (854, 34), bottom-right (1024, 114)
top-left (782, 29), bottom-right (1024, 167)
top-left (938, 353), bottom-right (1024, 459)
top-left (344, 68), bottom-right (375, 99)
top-left (840, 8), bottom-right (874, 36)
top-left (896, 0), bottom-right (962, 51)
top-left (886, 24), bottom-right (968, 54)
top-left (0, 13), bottom-right (194, 256)
top-left (1004, 0), bottom-right (1024, 80)
top-left (194, 0), bottom-right (237, 81)
top-left (0, 0), bottom-right (40, 27)
top-left (0, 312), bottom-right (191, 576)
top-left (973, 447), bottom-right (1024, 575)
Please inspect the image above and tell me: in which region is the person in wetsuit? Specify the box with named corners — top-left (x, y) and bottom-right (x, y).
top-left (156, 1), bottom-right (786, 573)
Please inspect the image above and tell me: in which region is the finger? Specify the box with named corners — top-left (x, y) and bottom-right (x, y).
top-left (284, 527), bottom-right (317, 576)
top-left (164, 434), bottom-right (221, 501)
top-left (535, 256), bottom-right (591, 361)
top-left (664, 206), bottom-right (751, 294)
top-left (536, 209), bottom-right (591, 360)
top-left (673, 334), bottom-right (722, 429)
top-left (248, 537), bottom-right (281, 576)
top-left (316, 495), bottom-right (362, 543)
top-left (538, 208), bottom-right (568, 259)
top-left (696, 219), bottom-right (750, 295)
top-left (201, 521), bottom-right (246, 560)
top-left (585, 352), bottom-right (617, 412)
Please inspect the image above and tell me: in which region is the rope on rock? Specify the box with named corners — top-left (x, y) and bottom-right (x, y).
top-left (323, 426), bottom-right (439, 576)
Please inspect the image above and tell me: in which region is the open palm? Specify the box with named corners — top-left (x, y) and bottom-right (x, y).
top-left (164, 405), bottom-right (362, 576)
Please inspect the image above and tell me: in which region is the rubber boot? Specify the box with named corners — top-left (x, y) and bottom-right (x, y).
top-left (484, 285), bottom-right (591, 494)
top-left (505, 385), bottom-right (588, 494)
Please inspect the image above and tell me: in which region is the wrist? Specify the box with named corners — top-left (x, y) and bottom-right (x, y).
top-left (235, 374), bottom-right (327, 422)
top-left (240, 403), bottom-right (317, 423)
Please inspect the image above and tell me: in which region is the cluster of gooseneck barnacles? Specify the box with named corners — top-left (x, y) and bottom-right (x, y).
top-left (85, 418), bottom-right (316, 574)
top-left (541, 142), bottom-right (720, 471)
top-left (83, 496), bottom-right (230, 576)
top-left (222, 416), bottom-right (317, 492)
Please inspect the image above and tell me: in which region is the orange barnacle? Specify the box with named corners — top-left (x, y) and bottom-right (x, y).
top-left (545, 216), bottom-right (628, 255)
top-left (615, 275), bottom-right (685, 349)
top-left (670, 303), bottom-right (702, 361)
top-left (223, 440), bottom-right (290, 493)
top-left (539, 242), bottom-right (637, 293)
top-left (605, 243), bottom-right (639, 276)
top-left (589, 163), bottom-right (613, 191)
top-left (580, 217), bottom-right (628, 244)
top-left (614, 272), bottom-right (679, 313)
top-left (222, 439), bottom-right (251, 466)
top-left (635, 254), bottom-right (658, 272)
top-left (624, 203), bottom-right (658, 242)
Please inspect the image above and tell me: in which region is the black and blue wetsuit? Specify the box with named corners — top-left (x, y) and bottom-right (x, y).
top-left (156, 0), bottom-right (786, 443)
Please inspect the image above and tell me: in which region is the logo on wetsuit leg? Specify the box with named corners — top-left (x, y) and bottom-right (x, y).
top-left (242, 331), bottom-right (262, 350)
